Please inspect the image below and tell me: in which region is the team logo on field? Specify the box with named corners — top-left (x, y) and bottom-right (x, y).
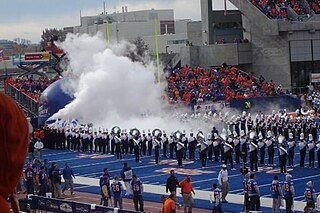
top-left (77, 153), bottom-right (113, 159)
top-left (149, 159), bottom-right (194, 165)
top-left (155, 167), bottom-right (215, 175)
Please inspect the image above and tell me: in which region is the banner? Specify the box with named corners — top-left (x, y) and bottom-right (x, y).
top-left (12, 52), bottom-right (50, 65)
top-left (45, 198), bottom-right (60, 212)
top-left (73, 202), bottom-right (91, 213)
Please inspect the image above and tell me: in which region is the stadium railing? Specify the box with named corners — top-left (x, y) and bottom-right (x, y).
top-left (23, 195), bottom-right (138, 213)
top-left (5, 83), bottom-right (39, 117)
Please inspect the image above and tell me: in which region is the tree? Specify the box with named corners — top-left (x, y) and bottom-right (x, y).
top-left (126, 36), bottom-right (150, 63)
top-left (40, 28), bottom-right (66, 48)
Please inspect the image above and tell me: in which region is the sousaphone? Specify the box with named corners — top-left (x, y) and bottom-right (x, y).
top-left (111, 126), bottom-right (121, 135)
top-left (152, 128), bottom-right (162, 138)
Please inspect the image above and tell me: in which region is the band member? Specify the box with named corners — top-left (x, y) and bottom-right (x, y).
top-left (207, 133), bottom-right (213, 161)
top-left (278, 141), bottom-right (287, 174)
top-left (287, 132), bottom-right (295, 167)
top-left (181, 130), bottom-right (188, 160)
top-left (141, 131), bottom-right (147, 156)
top-left (240, 130), bottom-right (247, 163)
top-left (188, 131), bottom-right (197, 161)
top-left (200, 135), bottom-right (209, 167)
top-left (169, 133), bottom-right (175, 159)
top-left (233, 131), bottom-right (240, 164)
top-left (266, 130), bottom-right (274, 166)
top-left (162, 131), bottom-right (168, 158)
top-left (133, 130), bottom-right (141, 163)
top-left (308, 134), bottom-right (315, 168)
top-left (176, 139), bottom-right (185, 167)
top-left (147, 130), bottom-right (153, 156)
top-left (258, 133), bottom-right (265, 166)
top-left (213, 133), bottom-right (220, 162)
top-left (128, 129), bottom-right (134, 155)
top-left (249, 133), bottom-right (258, 172)
top-left (114, 129), bottom-right (122, 159)
top-left (299, 133), bottom-right (307, 167)
top-left (153, 132), bottom-right (161, 164)
top-left (224, 134), bottom-right (234, 170)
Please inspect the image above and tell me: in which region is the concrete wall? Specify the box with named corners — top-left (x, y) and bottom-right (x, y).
top-left (180, 43), bottom-right (252, 67)
top-left (227, 0), bottom-right (293, 88)
top-left (229, 0), bottom-right (279, 36)
top-left (187, 21), bottom-right (202, 46)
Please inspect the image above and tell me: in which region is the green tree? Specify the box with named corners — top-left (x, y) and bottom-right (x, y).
top-left (126, 36), bottom-right (149, 63)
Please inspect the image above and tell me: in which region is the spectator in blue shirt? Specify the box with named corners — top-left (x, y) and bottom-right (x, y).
top-left (62, 162), bottom-right (75, 195)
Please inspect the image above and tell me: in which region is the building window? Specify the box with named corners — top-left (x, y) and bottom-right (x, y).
top-left (160, 21), bottom-right (175, 35)
top-left (167, 39), bottom-right (187, 45)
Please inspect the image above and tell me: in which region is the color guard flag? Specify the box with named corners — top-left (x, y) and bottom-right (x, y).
top-left (0, 50), bottom-right (3, 62)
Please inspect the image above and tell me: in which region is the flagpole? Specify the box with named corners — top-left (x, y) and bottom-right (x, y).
top-left (153, 18), bottom-right (160, 84)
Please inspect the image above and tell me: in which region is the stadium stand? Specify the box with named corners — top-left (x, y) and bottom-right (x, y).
top-left (250, 0), bottom-right (311, 19)
top-left (4, 76), bottom-right (59, 103)
top-left (166, 65), bottom-right (281, 105)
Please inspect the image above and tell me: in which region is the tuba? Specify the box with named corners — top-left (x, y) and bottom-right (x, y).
top-left (197, 131), bottom-right (205, 142)
top-left (249, 130), bottom-right (255, 140)
top-left (301, 106), bottom-right (309, 116)
top-left (130, 128), bottom-right (140, 138)
top-left (111, 126), bottom-right (121, 135)
top-left (152, 128), bottom-right (162, 138)
top-left (278, 135), bottom-right (285, 144)
top-left (220, 132), bottom-right (227, 141)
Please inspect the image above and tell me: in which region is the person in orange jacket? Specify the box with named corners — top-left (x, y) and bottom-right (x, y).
top-left (0, 91), bottom-right (29, 213)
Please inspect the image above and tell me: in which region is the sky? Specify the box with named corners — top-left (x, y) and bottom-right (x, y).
top-left (0, 0), bottom-right (237, 44)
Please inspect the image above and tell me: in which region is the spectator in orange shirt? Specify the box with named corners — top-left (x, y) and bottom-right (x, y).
top-left (163, 194), bottom-right (176, 213)
top-left (179, 176), bottom-right (195, 213)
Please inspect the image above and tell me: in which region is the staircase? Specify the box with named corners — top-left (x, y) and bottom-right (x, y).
top-left (229, 0), bottom-right (279, 35)
top-left (5, 83), bottom-right (39, 117)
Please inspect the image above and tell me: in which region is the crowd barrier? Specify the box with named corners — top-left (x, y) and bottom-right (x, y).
top-left (21, 195), bottom-right (138, 213)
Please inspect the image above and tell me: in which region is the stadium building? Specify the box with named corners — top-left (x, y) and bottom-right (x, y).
top-left (73, 8), bottom-right (202, 54)
top-left (181, 0), bottom-right (320, 91)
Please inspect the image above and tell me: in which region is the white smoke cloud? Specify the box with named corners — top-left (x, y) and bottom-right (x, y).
top-left (51, 33), bottom-right (206, 133)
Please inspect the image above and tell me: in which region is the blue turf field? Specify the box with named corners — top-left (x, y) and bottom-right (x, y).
top-left (28, 146), bottom-right (320, 212)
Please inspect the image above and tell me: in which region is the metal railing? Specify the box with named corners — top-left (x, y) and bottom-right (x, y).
top-left (5, 83), bottom-right (39, 117)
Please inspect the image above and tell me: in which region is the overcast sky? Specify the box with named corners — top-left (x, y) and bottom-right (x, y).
top-left (0, 0), bottom-right (237, 43)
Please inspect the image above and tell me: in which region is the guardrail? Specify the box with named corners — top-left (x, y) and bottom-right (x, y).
top-left (5, 83), bottom-right (39, 117)
top-left (23, 195), bottom-right (138, 213)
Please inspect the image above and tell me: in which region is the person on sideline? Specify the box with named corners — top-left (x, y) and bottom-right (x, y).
top-left (179, 176), bottom-right (195, 213)
top-left (217, 164), bottom-right (229, 203)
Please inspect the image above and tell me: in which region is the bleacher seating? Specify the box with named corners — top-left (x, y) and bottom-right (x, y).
top-left (166, 65), bottom-right (282, 105)
top-left (251, 0), bottom-right (311, 19)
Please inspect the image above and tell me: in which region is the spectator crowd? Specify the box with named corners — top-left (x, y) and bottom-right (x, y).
top-left (166, 65), bottom-right (282, 105)
top-left (4, 75), bottom-right (59, 102)
top-left (251, 0), bottom-right (312, 19)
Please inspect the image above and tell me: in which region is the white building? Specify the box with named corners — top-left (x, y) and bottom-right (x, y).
top-left (73, 9), bottom-right (201, 54)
